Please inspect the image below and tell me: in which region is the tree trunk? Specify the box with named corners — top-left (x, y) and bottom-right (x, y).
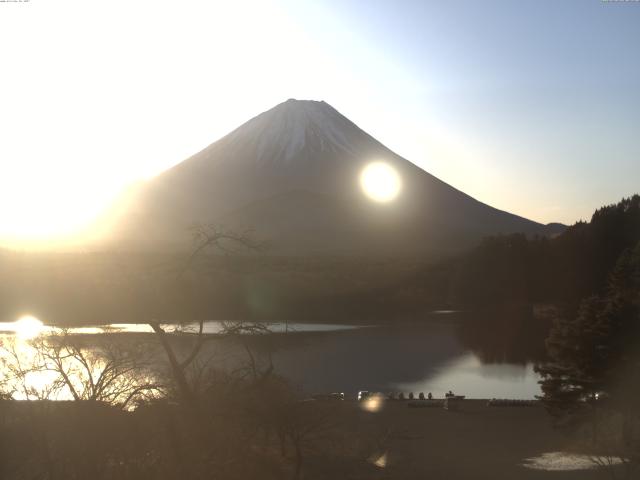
top-left (150, 323), bottom-right (196, 407)
top-left (293, 440), bottom-right (302, 480)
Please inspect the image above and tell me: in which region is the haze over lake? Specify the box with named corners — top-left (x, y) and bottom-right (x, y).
top-left (0, 312), bottom-right (541, 400)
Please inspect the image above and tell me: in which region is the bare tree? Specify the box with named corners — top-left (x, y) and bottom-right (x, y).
top-left (148, 224), bottom-right (263, 407)
top-left (1, 336), bottom-right (59, 401)
top-left (1, 331), bottom-right (163, 409)
top-left (271, 397), bottom-right (337, 480)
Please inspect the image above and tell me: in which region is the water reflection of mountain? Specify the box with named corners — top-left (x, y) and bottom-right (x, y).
top-left (454, 310), bottom-right (551, 365)
top-left (261, 322), bottom-right (465, 395)
top-left (236, 311), bottom-right (546, 397)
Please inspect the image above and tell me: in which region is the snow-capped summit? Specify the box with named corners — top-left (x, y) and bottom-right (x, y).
top-left (182, 99), bottom-right (377, 174)
top-left (221, 99), bottom-right (358, 165)
top-left (104, 99), bottom-right (562, 255)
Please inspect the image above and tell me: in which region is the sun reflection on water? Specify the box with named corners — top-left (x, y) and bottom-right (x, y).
top-left (13, 315), bottom-right (44, 339)
top-left (0, 319), bottom-right (162, 407)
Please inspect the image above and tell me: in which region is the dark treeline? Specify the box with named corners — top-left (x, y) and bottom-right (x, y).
top-left (534, 202), bottom-right (640, 475)
top-left (0, 195), bottom-right (638, 327)
top-left (537, 240), bottom-right (640, 417)
top-left (0, 249), bottom-right (436, 325)
top-left (449, 195), bottom-right (640, 312)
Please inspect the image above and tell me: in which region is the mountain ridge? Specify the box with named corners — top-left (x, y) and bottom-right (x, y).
top-left (103, 99), bottom-right (564, 255)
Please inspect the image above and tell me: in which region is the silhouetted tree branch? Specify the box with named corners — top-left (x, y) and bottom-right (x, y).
top-left (149, 224), bottom-right (264, 406)
top-left (1, 330), bottom-right (163, 408)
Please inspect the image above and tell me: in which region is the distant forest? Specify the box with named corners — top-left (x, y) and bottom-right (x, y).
top-left (0, 195), bottom-right (638, 326)
top-left (449, 194), bottom-right (640, 313)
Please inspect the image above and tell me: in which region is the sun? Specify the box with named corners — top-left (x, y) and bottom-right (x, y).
top-left (359, 162), bottom-right (402, 203)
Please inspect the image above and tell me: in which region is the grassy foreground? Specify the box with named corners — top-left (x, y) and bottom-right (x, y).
top-left (1, 395), bottom-right (612, 479)
top-left (316, 399), bottom-right (604, 480)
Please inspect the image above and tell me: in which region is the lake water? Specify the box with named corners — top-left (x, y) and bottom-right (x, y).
top-left (394, 353), bottom-right (540, 399)
top-left (261, 319), bottom-right (542, 399)
top-left (0, 320), bottom-right (363, 336)
top-left (0, 313), bottom-right (543, 400)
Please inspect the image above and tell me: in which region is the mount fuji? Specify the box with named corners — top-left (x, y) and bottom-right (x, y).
top-left (104, 99), bottom-right (563, 256)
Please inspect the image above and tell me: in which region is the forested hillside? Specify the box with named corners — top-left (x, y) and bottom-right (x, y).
top-left (450, 195), bottom-right (640, 311)
top-left (1, 196), bottom-right (637, 326)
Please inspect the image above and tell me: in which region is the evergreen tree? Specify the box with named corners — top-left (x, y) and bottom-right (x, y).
top-left (536, 242), bottom-right (640, 434)
top-left (449, 195), bottom-right (640, 309)
top-left (536, 296), bottom-right (610, 425)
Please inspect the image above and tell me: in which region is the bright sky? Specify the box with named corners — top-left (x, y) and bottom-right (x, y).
top-left (1, 0), bottom-right (639, 247)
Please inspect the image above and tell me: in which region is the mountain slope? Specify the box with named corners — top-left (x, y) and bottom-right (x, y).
top-left (104, 99), bottom-right (562, 255)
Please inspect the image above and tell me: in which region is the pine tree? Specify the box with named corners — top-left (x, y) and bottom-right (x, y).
top-left (536, 242), bottom-right (640, 439)
top-left (536, 296), bottom-right (610, 426)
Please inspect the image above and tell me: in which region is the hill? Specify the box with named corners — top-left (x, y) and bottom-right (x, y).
top-left (101, 99), bottom-right (561, 255)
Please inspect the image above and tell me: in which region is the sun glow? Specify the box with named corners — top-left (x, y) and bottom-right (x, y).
top-left (0, 0), bottom-right (351, 247)
top-left (359, 162), bottom-right (402, 203)
top-left (12, 316), bottom-right (44, 340)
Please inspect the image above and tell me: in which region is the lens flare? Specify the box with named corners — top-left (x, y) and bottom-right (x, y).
top-left (372, 451), bottom-right (388, 468)
top-left (359, 162), bottom-right (402, 203)
top-left (360, 393), bottom-right (385, 412)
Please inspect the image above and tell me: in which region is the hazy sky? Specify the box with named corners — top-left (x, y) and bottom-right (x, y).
top-left (1, 0), bottom-right (639, 245)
